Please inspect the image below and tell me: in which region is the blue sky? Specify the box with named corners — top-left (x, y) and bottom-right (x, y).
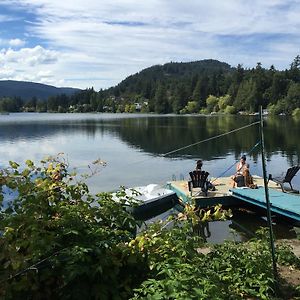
top-left (0, 0), bottom-right (300, 90)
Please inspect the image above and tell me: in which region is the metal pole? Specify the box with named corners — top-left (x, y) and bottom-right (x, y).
top-left (259, 106), bottom-right (278, 286)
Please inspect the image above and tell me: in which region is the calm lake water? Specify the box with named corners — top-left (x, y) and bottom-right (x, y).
top-left (1, 113), bottom-right (300, 241)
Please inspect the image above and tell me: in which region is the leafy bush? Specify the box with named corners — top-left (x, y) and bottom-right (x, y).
top-left (224, 105), bottom-right (236, 114)
top-left (277, 243), bottom-right (300, 268)
top-left (0, 157), bottom-right (146, 300)
top-left (268, 99), bottom-right (287, 115)
top-left (131, 224), bottom-right (276, 300)
top-left (206, 95), bottom-right (219, 113)
top-left (292, 107), bottom-right (300, 118)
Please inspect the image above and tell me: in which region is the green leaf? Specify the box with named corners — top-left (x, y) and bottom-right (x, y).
top-left (25, 160), bottom-right (34, 168)
top-left (9, 161), bottom-right (19, 169)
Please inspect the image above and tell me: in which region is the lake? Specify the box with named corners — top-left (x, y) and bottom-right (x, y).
top-left (1, 113), bottom-right (300, 241)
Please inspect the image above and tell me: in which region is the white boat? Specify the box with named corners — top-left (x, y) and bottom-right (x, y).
top-left (114, 184), bottom-right (179, 220)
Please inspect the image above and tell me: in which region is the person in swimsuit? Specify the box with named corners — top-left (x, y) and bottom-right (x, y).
top-left (231, 155), bottom-right (249, 187)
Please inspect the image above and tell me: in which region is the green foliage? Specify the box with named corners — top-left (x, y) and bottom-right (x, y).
top-left (0, 97), bottom-right (22, 112)
top-left (0, 156), bottom-right (146, 299)
top-left (125, 104), bottom-right (136, 113)
top-left (234, 78), bottom-right (258, 112)
top-left (224, 105), bottom-right (236, 114)
top-left (267, 99), bottom-right (287, 115)
top-left (199, 107), bottom-right (209, 114)
top-left (181, 101), bottom-right (198, 114)
top-left (268, 104), bottom-right (277, 115)
top-left (154, 84), bottom-right (169, 114)
top-left (292, 107), bottom-right (300, 118)
top-left (276, 243), bottom-right (300, 268)
top-left (140, 103), bottom-right (149, 113)
top-left (182, 203), bottom-right (232, 224)
top-left (218, 94), bottom-right (232, 111)
top-left (284, 82), bottom-right (300, 113)
top-left (131, 223), bottom-right (278, 299)
top-left (206, 95), bottom-right (219, 113)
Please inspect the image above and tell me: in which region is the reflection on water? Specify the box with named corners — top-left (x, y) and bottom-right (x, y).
top-left (192, 209), bottom-right (298, 244)
top-left (138, 206), bottom-right (299, 245)
top-left (1, 113), bottom-right (300, 163)
top-left (1, 113), bottom-right (300, 241)
top-left (230, 209), bottom-right (298, 240)
top-left (193, 222), bottom-right (212, 242)
top-left (0, 113), bottom-right (299, 192)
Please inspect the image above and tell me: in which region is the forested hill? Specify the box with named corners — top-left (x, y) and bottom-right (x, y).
top-left (108, 60), bottom-right (233, 111)
top-left (114, 59), bottom-right (231, 94)
top-left (0, 80), bottom-right (81, 100)
top-left (104, 57), bottom-right (300, 115)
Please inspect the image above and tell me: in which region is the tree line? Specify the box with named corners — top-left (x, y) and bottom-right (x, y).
top-left (1, 56), bottom-right (300, 115)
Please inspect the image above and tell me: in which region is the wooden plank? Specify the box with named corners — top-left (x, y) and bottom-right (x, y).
top-left (167, 177), bottom-right (240, 207)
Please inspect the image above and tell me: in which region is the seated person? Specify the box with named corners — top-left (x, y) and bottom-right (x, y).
top-left (195, 159), bottom-right (216, 191)
top-left (243, 167), bottom-right (257, 189)
top-left (195, 159), bottom-right (203, 171)
top-left (231, 155), bottom-right (248, 187)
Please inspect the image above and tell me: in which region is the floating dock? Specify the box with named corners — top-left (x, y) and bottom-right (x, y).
top-left (231, 187), bottom-right (300, 222)
top-left (167, 176), bottom-right (300, 223)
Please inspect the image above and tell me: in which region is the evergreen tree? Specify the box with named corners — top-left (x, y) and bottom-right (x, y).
top-left (289, 55), bottom-right (300, 82)
top-left (265, 73), bottom-right (288, 104)
top-left (234, 78), bottom-right (258, 112)
top-left (36, 100), bottom-right (47, 112)
top-left (193, 78), bottom-right (207, 108)
top-left (90, 93), bottom-right (98, 111)
top-left (284, 82), bottom-right (300, 113)
top-left (173, 83), bottom-right (188, 113)
top-left (228, 64), bottom-right (245, 98)
top-left (154, 84), bottom-right (168, 113)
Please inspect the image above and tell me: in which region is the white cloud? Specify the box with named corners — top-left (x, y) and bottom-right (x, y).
top-left (8, 38), bottom-right (26, 47)
top-left (0, 46), bottom-right (58, 65)
top-left (0, 45), bottom-right (61, 84)
top-left (0, 65), bottom-right (16, 78)
top-left (0, 38), bottom-right (26, 48)
top-left (1, 0), bottom-right (300, 88)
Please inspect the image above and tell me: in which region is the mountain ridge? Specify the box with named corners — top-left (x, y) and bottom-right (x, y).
top-left (111, 59), bottom-right (232, 95)
top-left (0, 80), bottom-right (81, 100)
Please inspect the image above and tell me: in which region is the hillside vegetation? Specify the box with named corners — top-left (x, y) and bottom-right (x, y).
top-left (1, 57), bottom-right (300, 115)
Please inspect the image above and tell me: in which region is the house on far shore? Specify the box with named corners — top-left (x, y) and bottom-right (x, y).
top-left (135, 103), bottom-right (142, 111)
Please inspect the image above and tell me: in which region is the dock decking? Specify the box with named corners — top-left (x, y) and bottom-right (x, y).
top-left (167, 176), bottom-right (300, 222)
top-left (231, 187), bottom-right (300, 222)
top-left (167, 177), bottom-right (239, 207)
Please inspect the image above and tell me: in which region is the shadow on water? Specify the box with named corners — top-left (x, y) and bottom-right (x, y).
top-left (229, 209), bottom-right (298, 239)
